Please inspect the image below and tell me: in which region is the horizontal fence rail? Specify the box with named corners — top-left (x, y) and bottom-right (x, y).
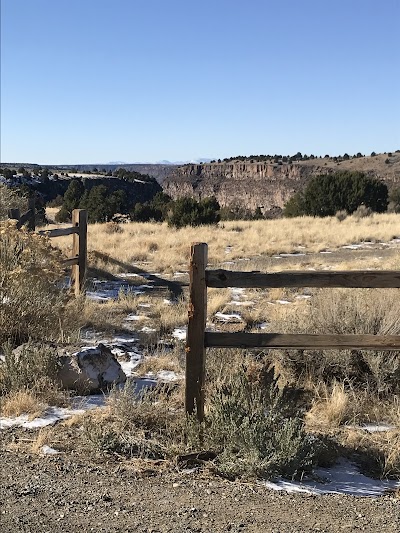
top-left (8, 205), bottom-right (87, 296)
top-left (37, 226), bottom-right (79, 238)
top-left (185, 242), bottom-right (400, 422)
top-left (206, 269), bottom-right (400, 288)
top-left (205, 332), bottom-right (400, 350)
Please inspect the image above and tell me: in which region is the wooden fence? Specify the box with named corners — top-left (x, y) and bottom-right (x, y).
top-left (185, 242), bottom-right (400, 421)
top-left (8, 205), bottom-right (87, 296)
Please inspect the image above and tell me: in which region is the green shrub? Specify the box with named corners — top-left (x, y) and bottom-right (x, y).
top-left (79, 185), bottom-right (128, 223)
top-left (204, 368), bottom-right (318, 479)
top-left (284, 171), bottom-right (388, 217)
top-left (168, 196), bottom-right (220, 228)
top-left (83, 368), bottom-right (320, 480)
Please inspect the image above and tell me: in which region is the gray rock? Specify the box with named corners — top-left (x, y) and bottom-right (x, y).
top-left (58, 343), bottom-right (126, 392)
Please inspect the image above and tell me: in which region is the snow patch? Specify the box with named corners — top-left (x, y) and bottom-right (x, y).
top-left (229, 300), bottom-right (255, 307)
top-left (0, 406), bottom-right (87, 430)
top-left (41, 445), bottom-right (60, 455)
top-left (125, 314), bottom-right (150, 321)
top-left (173, 327), bottom-right (187, 341)
top-left (263, 459), bottom-right (399, 497)
top-left (215, 312), bottom-right (242, 322)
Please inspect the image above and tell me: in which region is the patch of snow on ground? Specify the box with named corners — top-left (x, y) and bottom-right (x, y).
top-left (156, 370), bottom-right (181, 382)
top-left (215, 312), bottom-right (242, 322)
top-left (173, 327), bottom-right (187, 341)
top-left (140, 326), bottom-right (157, 333)
top-left (275, 299), bottom-right (291, 305)
top-left (263, 459), bottom-right (399, 497)
top-left (110, 335), bottom-right (138, 344)
top-left (356, 424), bottom-right (396, 433)
top-left (86, 279), bottom-right (147, 301)
top-left (229, 300), bottom-right (255, 307)
top-left (231, 287), bottom-right (246, 297)
top-left (342, 244), bottom-right (365, 250)
top-left (0, 406), bottom-right (87, 430)
top-left (119, 353), bottom-right (142, 377)
top-left (71, 395), bottom-right (107, 410)
top-left (41, 445), bottom-right (60, 455)
top-left (125, 314), bottom-right (150, 321)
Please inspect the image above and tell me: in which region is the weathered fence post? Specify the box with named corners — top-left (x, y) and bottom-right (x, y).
top-left (27, 197), bottom-right (36, 231)
top-left (8, 208), bottom-right (20, 221)
top-left (71, 209), bottom-right (87, 296)
top-left (185, 242), bottom-right (208, 422)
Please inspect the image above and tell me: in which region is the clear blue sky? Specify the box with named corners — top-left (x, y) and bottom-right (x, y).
top-left (1, 0), bottom-right (399, 164)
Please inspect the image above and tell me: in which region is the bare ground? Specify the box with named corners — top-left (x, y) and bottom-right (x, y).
top-left (1, 443), bottom-right (399, 533)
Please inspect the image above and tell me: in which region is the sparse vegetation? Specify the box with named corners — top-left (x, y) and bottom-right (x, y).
top-left (0, 221), bottom-right (78, 345)
top-left (2, 204), bottom-right (400, 482)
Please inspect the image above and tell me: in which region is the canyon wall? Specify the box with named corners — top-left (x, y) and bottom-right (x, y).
top-left (162, 156), bottom-right (400, 214)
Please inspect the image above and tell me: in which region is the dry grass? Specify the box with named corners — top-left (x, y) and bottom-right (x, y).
top-left (18, 212), bottom-right (399, 478)
top-left (31, 427), bottom-right (55, 454)
top-left (0, 390), bottom-right (45, 418)
top-left (338, 427), bottom-right (400, 479)
top-left (38, 213), bottom-right (400, 274)
top-left (136, 354), bottom-right (182, 375)
top-left (0, 185), bottom-right (27, 220)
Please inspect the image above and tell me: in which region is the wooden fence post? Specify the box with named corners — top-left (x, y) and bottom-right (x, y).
top-left (71, 209), bottom-right (87, 296)
top-left (185, 242), bottom-right (208, 422)
top-left (27, 197), bottom-right (36, 231)
top-left (8, 208), bottom-right (20, 221)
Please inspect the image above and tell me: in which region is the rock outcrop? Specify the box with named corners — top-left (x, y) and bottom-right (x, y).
top-left (162, 155), bottom-right (400, 213)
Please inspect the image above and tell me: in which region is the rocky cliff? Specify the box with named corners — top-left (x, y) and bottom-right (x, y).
top-left (163, 154), bottom-right (400, 214)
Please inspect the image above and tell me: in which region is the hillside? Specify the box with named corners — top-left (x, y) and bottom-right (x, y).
top-left (162, 153), bottom-right (400, 215)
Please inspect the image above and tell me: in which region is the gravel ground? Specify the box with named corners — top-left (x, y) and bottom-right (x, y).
top-left (1, 448), bottom-right (399, 533)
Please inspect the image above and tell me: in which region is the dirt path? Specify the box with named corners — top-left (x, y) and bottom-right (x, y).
top-left (1, 449), bottom-right (399, 533)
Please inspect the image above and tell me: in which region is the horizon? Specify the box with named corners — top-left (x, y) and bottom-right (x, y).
top-left (1, 0), bottom-right (399, 164)
top-left (1, 149), bottom-right (399, 167)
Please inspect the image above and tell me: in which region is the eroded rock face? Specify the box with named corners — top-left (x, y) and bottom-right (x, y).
top-left (58, 343), bottom-right (126, 392)
top-left (163, 162), bottom-right (319, 212)
top-left (162, 159), bottom-right (400, 213)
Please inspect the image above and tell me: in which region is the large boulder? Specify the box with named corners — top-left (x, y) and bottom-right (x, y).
top-left (58, 343), bottom-right (126, 392)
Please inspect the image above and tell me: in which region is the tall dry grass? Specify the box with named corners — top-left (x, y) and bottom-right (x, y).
top-left (40, 213), bottom-right (400, 274)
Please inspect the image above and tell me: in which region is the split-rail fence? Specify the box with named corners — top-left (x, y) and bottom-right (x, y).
top-left (8, 204), bottom-right (87, 296)
top-left (186, 242), bottom-right (400, 421)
